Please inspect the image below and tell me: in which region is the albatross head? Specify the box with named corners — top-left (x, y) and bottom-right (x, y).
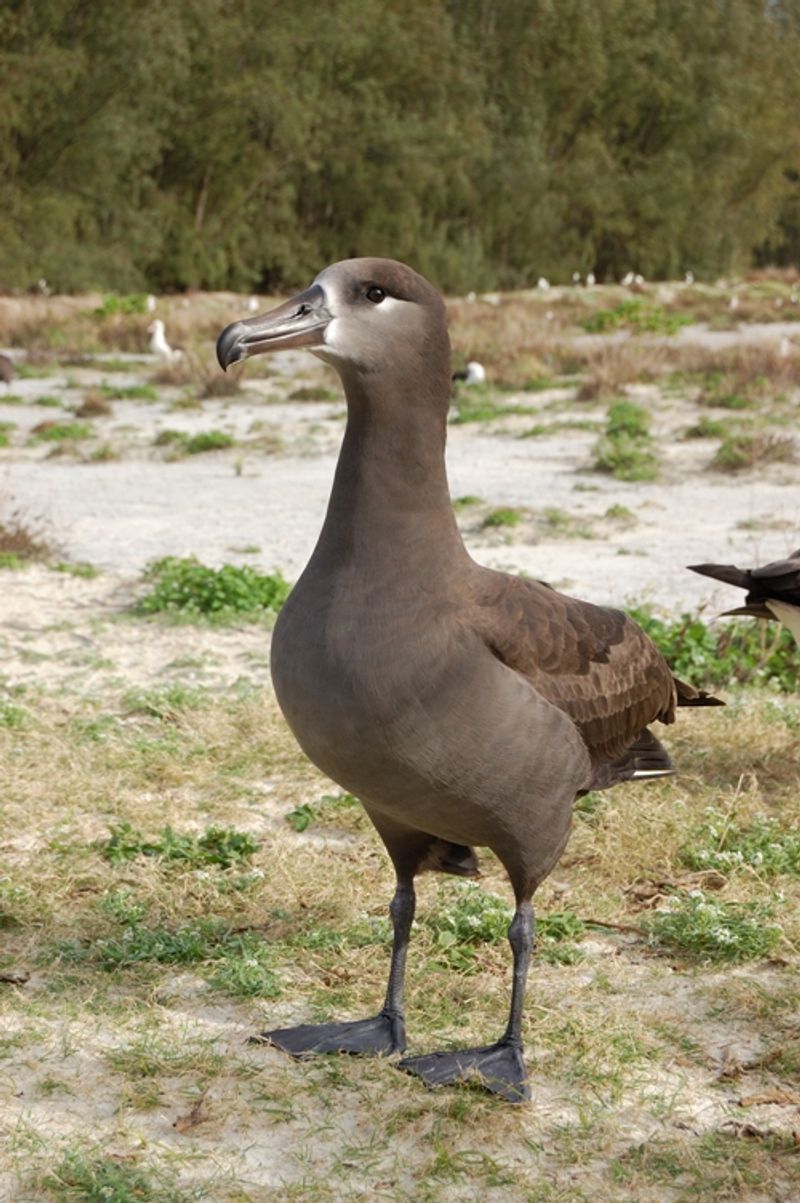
top-left (216, 258), bottom-right (448, 382)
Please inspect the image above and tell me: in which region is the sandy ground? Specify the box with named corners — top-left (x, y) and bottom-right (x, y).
top-left (1, 313), bottom-right (799, 1201)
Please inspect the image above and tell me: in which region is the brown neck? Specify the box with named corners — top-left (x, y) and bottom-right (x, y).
top-left (310, 360), bottom-right (469, 580)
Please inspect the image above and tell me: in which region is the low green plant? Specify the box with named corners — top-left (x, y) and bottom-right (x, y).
top-left (644, 892), bottom-right (782, 962)
top-left (41, 1148), bottom-right (191, 1203)
top-left (101, 822), bottom-right (258, 869)
top-left (684, 416), bottom-right (729, 439)
top-left (100, 382), bottom-right (157, 401)
top-left (34, 395), bottom-right (62, 408)
top-left (627, 604), bottom-right (797, 690)
top-left (93, 293), bottom-right (149, 316)
top-left (31, 421), bottom-right (93, 442)
top-left (483, 506), bottom-right (523, 528)
top-left (593, 400), bottom-right (658, 481)
top-left (425, 882), bottom-right (510, 970)
top-left (712, 432), bottom-right (795, 472)
top-left (185, 429), bottom-right (234, 454)
top-left (0, 420), bottom-right (16, 446)
top-left (582, 300), bottom-right (692, 335)
top-left (53, 560), bottom-right (98, 579)
top-left (135, 556), bottom-right (290, 621)
top-left (680, 810), bottom-right (800, 877)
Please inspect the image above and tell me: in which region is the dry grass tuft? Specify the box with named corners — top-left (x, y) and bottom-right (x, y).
top-left (711, 431), bottom-right (796, 472)
top-left (74, 389), bottom-right (113, 418)
top-left (0, 495), bottom-right (55, 563)
top-left (576, 342), bottom-right (667, 400)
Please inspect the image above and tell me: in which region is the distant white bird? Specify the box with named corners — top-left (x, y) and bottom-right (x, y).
top-left (684, 271), bottom-right (695, 285)
top-left (634, 273), bottom-right (645, 286)
top-left (146, 294), bottom-right (157, 314)
top-left (572, 272), bottom-right (581, 285)
top-left (536, 277), bottom-right (550, 291)
top-left (466, 291), bottom-right (477, 304)
top-left (775, 297), bottom-right (784, 309)
top-left (621, 272), bottom-right (635, 286)
top-left (585, 272), bottom-right (596, 288)
top-left (729, 295), bottom-right (739, 311)
top-left (247, 296), bottom-right (259, 313)
top-left (147, 319), bottom-right (183, 363)
top-left (452, 361), bottom-right (486, 386)
top-left (36, 277), bottom-right (51, 296)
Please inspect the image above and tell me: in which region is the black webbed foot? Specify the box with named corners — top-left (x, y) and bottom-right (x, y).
top-left (251, 1009), bottom-right (405, 1059)
top-left (398, 1038), bottom-right (529, 1103)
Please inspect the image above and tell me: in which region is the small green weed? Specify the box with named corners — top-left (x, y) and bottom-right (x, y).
top-left (0, 420), bottom-right (16, 446)
top-left (712, 432), bottom-right (795, 472)
top-left (135, 556), bottom-right (289, 621)
top-left (582, 300), bottom-right (692, 335)
top-left (680, 809), bottom-right (800, 877)
top-left (100, 382), bottom-right (157, 401)
top-left (34, 395), bottom-right (62, 408)
top-left (628, 605), bottom-right (797, 690)
top-left (185, 429), bottom-right (234, 454)
top-left (483, 506), bottom-right (523, 528)
top-left (684, 416), bottom-right (729, 439)
top-left (31, 421), bottom-right (93, 442)
top-left (593, 401), bottom-right (658, 481)
top-left (122, 683), bottom-right (209, 717)
top-left (285, 793), bottom-right (361, 833)
top-left (425, 882), bottom-right (511, 971)
top-left (53, 561), bottom-right (99, 579)
top-left (101, 822), bottom-right (258, 869)
top-left (93, 293), bottom-right (150, 316)
top-left (644, 892), bottom-right (782, 962)
top-left (452, 494), bottom-right (483, 510)
top-left (41, 1147), bottom-right (191, 1203)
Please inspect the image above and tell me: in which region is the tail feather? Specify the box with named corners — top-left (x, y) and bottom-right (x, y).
top-left (674, 676), bottom-right (725, 707)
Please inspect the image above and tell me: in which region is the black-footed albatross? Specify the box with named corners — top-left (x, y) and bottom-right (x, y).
top-left (690, 551), bottom-right (800, 646)
top-left (216, 259), bottom-right (721, 1102)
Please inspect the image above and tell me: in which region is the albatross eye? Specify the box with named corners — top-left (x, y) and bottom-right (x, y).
top-left (366, 285), bottom-right (386, 304)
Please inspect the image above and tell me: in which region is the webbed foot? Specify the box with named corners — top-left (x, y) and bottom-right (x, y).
top-left (398, 1038), bottom-right (529, 1103)
top-left (251, 1009), bottom-right (405, 1059)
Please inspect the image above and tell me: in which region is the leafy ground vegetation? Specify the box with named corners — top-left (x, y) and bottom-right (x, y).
top-left (1, 280), bottom-right (800, 1201)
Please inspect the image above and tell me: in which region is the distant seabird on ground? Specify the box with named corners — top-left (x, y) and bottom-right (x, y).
top-left (216, 258), bottom-right (721, 1102)
top-left (452, 361), bottom-right (486, 386)
top-left (147, 319), bottom-right (183, 363)
top-left (690, 551), bottom-right (800, 645)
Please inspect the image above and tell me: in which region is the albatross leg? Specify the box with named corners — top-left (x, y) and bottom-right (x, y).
top-left (252, 879), bottom-right (415, 1058)
top-left (398, 900), bottom-right (534, 1103)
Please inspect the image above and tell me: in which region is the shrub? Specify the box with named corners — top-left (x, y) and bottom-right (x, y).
top-left (135, 556), bottom-right (290, 621)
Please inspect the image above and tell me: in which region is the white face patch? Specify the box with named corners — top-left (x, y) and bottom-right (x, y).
top-left (312, 272), bottom-right (412, 366)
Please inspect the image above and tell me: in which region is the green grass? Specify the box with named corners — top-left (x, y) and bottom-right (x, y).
top-left (134, 556), bottom-right (290, 621)
top-left (482, 506), bottom-right (523, 528)
top-left (0, 420), bottom-right (16, 446)
top-left (93, 293), bottom-right (151, 317)
top-left (154, 427), bottom-right (234, 454)
top-left (680, 809), bottom-right (800, 876)
top-left (581, 300), bottom-right (692, 335)
top-left (644, 892), bottom-right (782, 962)
top-left (101, 822), bottom-right (258, 869)
top-left (30, 421), bottom-right (93, 442)
top-left (711, 431), bottom-right (795, 471)
top-left (41, 1148), bottom-right (194, 1203)
top-left (53, 560), bottom-right (99, 579)
top-left (100, 382), bottom-right (158, 401)
top-left (593, 400), bottom-right (659, 481)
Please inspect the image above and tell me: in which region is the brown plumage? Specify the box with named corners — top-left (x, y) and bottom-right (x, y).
top-left (217, 258), bottom-right (720, 1102)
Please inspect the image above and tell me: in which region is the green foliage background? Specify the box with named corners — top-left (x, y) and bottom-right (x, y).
top-left (2, 0), bottom-right (799, 293)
